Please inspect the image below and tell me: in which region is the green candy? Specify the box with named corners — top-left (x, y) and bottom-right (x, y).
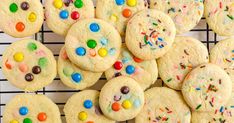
top-left (38, 57), bottom-right (48, 68)
top-left (9, 3), bottom-right (18, 13)
top-left (27, 43), bottom-right (37, 51)
top-left (63, 67), bottom-right (74, 76)
top-left (23, 118), bottom-right (32, 123)
top-left (87, 39), bottom-right (97, 49)
top-left (74, 0), bottom-right (83, 8)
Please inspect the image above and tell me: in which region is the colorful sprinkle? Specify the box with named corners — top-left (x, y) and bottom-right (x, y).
top-left (15, 22), bottom-right (25, 32)
top-left (122, 100), bottom-right (132, 109)
top-left (60, 10), bottom-right (69, 19)
top-left (23, 118), bottom-right (32, 123)
top-left (71, 73), bottom-right (82, 83)
top-left (112, 102), bottom-right (121, 111)
top-left (19, 107), bottom-right (28, 115)
top-left (53, 0), bottom-right (63, 9)
top-left (25, 73), bottom-right (34, 81)
top-left (227, 15), bottom-right (234, 20)
top-left (38, 57), bottom-right (48, 68)
top-left (76, 47), bottom-right (86, 56)
top-left (195, 104), bottom-right (202, 110)
top-left (114, 61), bottom-right (123, 70)
top-left (126, 65), bottom-right (135, 74)
top-left (37, 112), bottom-right (47, 121)
top-left (167, 78), bottom-right (172, 82)
top-left (87, 39), bottom-right (97, 49)
top-left (10, 3), bottom-right (18, 13)
top-left (121, 86), bottom-right (129, 94)
top-left (122, 9), bottom-right (132, 18)
top-left (13, 52), bottom-right (24, 62)
top-left (21, 2), bottom-right (29, 10)
top-left (78, 111), bottom-right (88, 121)
top-left (84, 100), bottom-right (93, 109)
top-left (71, 11), bottom-right (80, 20)
top-left (27, 43), bottom-right (37, 51)
top-left (74, 0), bottom-right (83, 8)
top-left (28, 12), bottom-right (37, 22)
top-left (115, 0), bottom-right (125, 5)
top-left (98, 48), bottom-right (108, 57)
top-left (89, 23), bottom-right (100, 32)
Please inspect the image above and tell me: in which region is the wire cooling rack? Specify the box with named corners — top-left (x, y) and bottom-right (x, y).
top-left (0, 0), bottom-right (228, 123)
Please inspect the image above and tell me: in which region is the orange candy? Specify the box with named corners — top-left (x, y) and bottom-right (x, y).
top-left (122, 9), bottom-right (132, 18)
top-left (19, 63), bottom-right (28, 73)
top-left (5, 60), bottom-right (13, 69)
top-left (89, 49), bottom-right (96, 57)
top-left (37, 112), bottom-right (47, 121)
top-left (86, 121), bottom-right (94, 123)
top-left (133, 56), bottom-right (143, 63)
top-left (112, 102), bottom-right (120, 111)
top-left (15, 22), bottom-right (25, 32)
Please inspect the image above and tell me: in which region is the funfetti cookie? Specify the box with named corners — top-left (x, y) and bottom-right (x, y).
top-left (99, 76), bottom-right (144, 121)
top-left (158, 36), bottom-right (209, 90)
top-left (58, 46), bottom-right (102, 89)
top-left (210, 38), bottom-right (234, 92)
top-left (65, 18), bottom-right (122, 72)
top-left (96, 0), bottom-right (148, 35)
top-left (0, 0), bottom-right (44, 38)
top-left (182, 63), bottom-right (232, 112)
top-left (204, 0), bottom-right (234, 36)
top-left (150, 0), bottom-right (204, 34)
top-left (135, 87), bottom-right (191, 123)
top-left (2, 39), bottom-right (57, 92)
top-left (64, 90), bottom-right (115, 123)
top-left (45, 0), bottom-right (95, 36)
top-left (3, 94), bottom-right (62, 123)
top-left (105, 45), bottom-right (158, 90)
top-left (125, 9), bottom-right (176, 60)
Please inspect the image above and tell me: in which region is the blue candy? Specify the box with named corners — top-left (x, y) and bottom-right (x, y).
top-left (76, 47), bottom-right (86, 56)
top-left (19, 106), bottom-right (28, 116)
top-left (115, 0), bottom-right (125, 5)
top-left (89, 23), bottom-right (100, 32)
top-left (59, 10), bottom-right (69, 19)
top-left (126, 65), bottom-right (135, 74)
top-left (71, 73), bottom-right (82, 83)
top-left (83, 100), bottom-right (93, 109)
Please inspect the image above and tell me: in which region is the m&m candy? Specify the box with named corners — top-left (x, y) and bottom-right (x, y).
top-left (78, 111), bottom-right (88, 121)
top-left (71, 11), bottom-right (80, 20)
top-left (60, 10), bottom-right (69, 19)
top-left (15, 22), bottom-right (25, 32)
top-left (38, 57), bottom-right (48, 68)
top-left (114, 61), bottom-right (123, 70)
top-left (122, 100), bottom-right (132, 109)
top-left (98, 48), bottom-right (108, 57)
top-left (115, 0), bottom-right (125, 5)
top-left (126, 65), bottom-right (135, 74)
top-left (53, 0), bottom-right (63, 9)
top-left (32, 66), bottom-right (41, 74)
top-left (127, 0), bottom-right (137, 7)
top-left (121, 86), bottom-right (129, 94)
top-left (27, 43), bottom-right (37, 51)
top-left (72, 73), bottom-right (82, 83)
top-left (112, 102), bottom-right (120, 111)
top-left (10, 3), bottom-right (18, 13)
top-left (37, 112), bottom-right (47, 121)
top-left (89, 23), bottom-right (100, 32)
top-left (28, 12), bottom-right (37, 22)
top-left (87, 39), bottom-right (97, 49)
top-left (23, 118), bottom-right (32, 123)
top-left (25, 73), bottom-right (34, 81)
top-left (10, 120), bottom-right (19, 123)
top-left (83, 100), bottom-right (93, 109)
top-left (19, 106), bottom-right (28, 115)
top-left (76, 47), bottom-right (86, 56)
top-left (14, 52), bottom-right (24, 62)
top-left (21, 2), bottom-right (30, 10)
top-left (74, 0), bottom-right (84, 8)
top-left (122, 9), bottom-right (132, 18)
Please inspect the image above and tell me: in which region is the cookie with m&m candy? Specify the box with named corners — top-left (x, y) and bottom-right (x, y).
top-left (64, 90), bottom-right (115, 123)
top-left (65, 18), bottom-right (122, 72)
top-left (58, 46), bottom-right (102, 89)
top-left (2, 39), bottom-right (56, 92)
top-left (3, 94), bottom-right (62, 123)
top-left (0, 0), bottom-right (44, 38)
top-left (96, 0), bottom-right (148, 35)
top-left (45, 0), bottom-right (94, 36)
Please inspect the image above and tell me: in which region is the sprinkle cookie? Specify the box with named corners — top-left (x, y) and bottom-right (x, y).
top-left (3, 94), bottom-right (62, 123)
top-left (105, 45), bottom-right (158, 90)
top-left (0, 0), bottom-right (44, 38)
top-left (182, 63), bottom-right (232, 112)
top-left (99, 76), bottom-right (144, 121)
top-left (58, 46), bottom-right (102, 89)
top-left (150, 0), bottom-right (204, 34)
top-left (135, 87), bottom-right (191, 123)
top-left (65, 19), bottom-right (122, 72)
top-left (158, 36), bottom-right (209, 90)
top-left (204, 0), bottom-right (234, 36)
top-left (125, 9), bottom-right (176, 60)
top-left (2, 39), bottom-right (57, 92)
top-left (96, 0), bottom-right (148, 35)
top-left (64, 90), bottom-right (115, 123)
top-left (45, 0), bottom-right (95, 36)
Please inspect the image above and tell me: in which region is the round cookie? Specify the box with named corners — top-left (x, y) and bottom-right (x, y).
top-left (96, 0), bottom-right (148, 35)
top-left (65, 18), bottom-right (122, 72)
top-left (158, 36), bottom-right (209, 90)
top-left (58, 46), bottom-right (102, 89)
top-left (1, 39), bottom-right (57, 92)
top-left (135, 87), bottom-right (191, 123)
top-left (99, 76), bottom-right (144, 121)
top-left (45, 0), bottom-right (95, 36)
top-left (105, 45), bottom-right (158, 90)
top-left (210, 38), bottom-right (234, 92)
top-left (64, 90), bottom-right (115, 123)
top-left (182, 63), bottom-right (232, 112)
top-left (0, 0), bottom-right (44, 38)
top-left (3, 94), bottom-right (62, 123)
top-left (204, 0), bottom-right (234, 36)
top-left (125, 9), bottom-right (176, 60)
top-left (150, 0), bottom-right (204, 34)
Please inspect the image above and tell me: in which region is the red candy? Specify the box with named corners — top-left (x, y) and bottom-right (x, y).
top-left (114, 61), bottom-right (123, 70)
top-left (133, 56), bottom-right (143, 63)
top-left (15, 22), bottom-right (25, 32)
top-left (71, 11), bottom-right (80, 20)
top-left (112, 102), bottom-right (120, 111)
top-left (37, 112), bottom-right (47, 121)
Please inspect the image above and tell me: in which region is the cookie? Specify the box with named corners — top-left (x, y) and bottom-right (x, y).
top-left (64, 90), bottom-right (115, 123)
top-left (158, 36), bottom-right (209, 90)
top-left (0, 0), bottom-right (44, 38)
top-left (125, 9), bottom-right (176, 60)
top-left (96, 0), bottom-right (148, 35)
top-left (1, 39), bottom-right (57, 92)
top-left (105, 45), bottom-right (158, 90)
top-left (135, 87), bottom-right (191, 123)
top-left (3, 94), bottom-right (62, 123)
top-left (210, 38), bottom-right (234, 92)
top-left (58, 46), bottom-right (102, 89)
top-left (45, 0), bottom-right (95, 36)
top-left (150, 0), bottom-right (204, 34)
top-left (182, 63), bottom-right (232, 112)
top-left (204, 0), bottom-right (234, 36)
top-left (99, 76), bottom-right (144, 121)
top-left (65, 18), bottom-right (122, 72)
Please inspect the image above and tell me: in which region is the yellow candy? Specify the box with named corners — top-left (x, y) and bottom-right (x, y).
top-left (28, 12), bottom-right (37, 22)
top-left (10, 120), bottom-right (19, 123)
top-left (53, 0), bottom-right (63, 9)
top-left (127, 0), bottom-right (137, 7)
top-left (122, 100), bottom-right (132, 109)
top-left (13, 52), bottom-right (24, 62)
top-left (110, 14), bottom-right (118, 22)
top-left (78, 111), bottom-right (88, 121)
top-left (98, 48), bottom-right (108, 57)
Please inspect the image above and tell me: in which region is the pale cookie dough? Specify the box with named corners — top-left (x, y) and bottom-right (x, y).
top-left (45, 0), bottom-right (95, 36)
top-left (105, 45), bottom-right (158, 90)
top-left (182, 63), bottom-right (232, 112)
top-left (192, 93), bottom-right (234, 123)
top-left (125, 9), bottom-right (176, 60)
top-left (3, 94), bottom-right (62, 123)
top-left (210, 38), bottom-right (234, 92)
top-left (99, 76), bottom-right (144, 121)
top-left (65, 18), bottom-right (122, 72)
top-left (204, 0), bottom-right (234, 36)
top-left (58, 46), bottom-right (102, 89)
top-left (158, 36), bottom-right (209, 90)
top-left (96, 0), bottom-right (148, 35)
top-left (135, 87), bottom-right (191, 123)
top-left (2, 39), bottom-right (57, 92)
top-left (64, 90), bottom-right (115, 123)
top-left (150, 0), bottom-right (204, 34)
top-left (0, 0), bottom-right (44, 38)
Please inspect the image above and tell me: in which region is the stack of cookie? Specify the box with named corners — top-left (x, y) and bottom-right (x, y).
top-left (1, 0), bottom-right (234, 123)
